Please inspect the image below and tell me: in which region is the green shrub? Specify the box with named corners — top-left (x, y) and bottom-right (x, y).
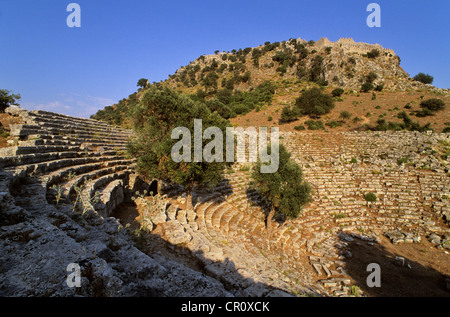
top-left (309, 55), bottom-right (325, 83)
top-left (205, 99), bottom-right (234, 119)
top-left (413, 73), bottom-right (434, 85)
top-left (339, 111), bottom-right (351, 120)
top-left (420, 99), bottom-right (445, 112)
top-left (415, 108), bottom-right (434, 117)
top-left (294, 87), bottom-right (335, 118)
top-left (366, 49), bottom-right (380, 59)
top-left (326, 120), bottom-right (343, 128)
top-left (304, 120), bottom-right (325, 130)
top-left (280, 106), bottom-right (300, 123)
top-left (374, 84), bottom-right (384, 92)
top-left (366, 72), bottom-right (378, 83)
top-left (231, 103), bottom-right (251, 115)
top-left (360, 82), bottom-right (374, 93)
top-left (331, 88), bottom-right (345, 97)
top-left (397, 157), bottom-right (408, 165)
top-left (294, 125), bottom-right (305, 131)
top-left (364, 192), bottom-right (377, 202)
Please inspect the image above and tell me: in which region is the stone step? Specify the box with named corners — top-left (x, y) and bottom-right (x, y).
top-left (60, 164), bottom-right (134, 199)
top-left (44, 157), bottom-right (135, 187)
top-left (1, 150), bottom-right (105, 170)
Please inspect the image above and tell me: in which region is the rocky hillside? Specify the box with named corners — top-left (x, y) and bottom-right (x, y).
top-left (91, 36), bottom-right (449, 133)
top-left (166, 37), bottom-right (436, 93)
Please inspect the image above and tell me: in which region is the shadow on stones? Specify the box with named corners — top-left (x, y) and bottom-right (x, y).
top-left (244, 187), bottom-right (287, 227)
top-left (161, 178), bottom-right (234, 208)
top-left (111, 202), bottom-right (300, 297)
top-left (337, 232), bottom-right (450, 297)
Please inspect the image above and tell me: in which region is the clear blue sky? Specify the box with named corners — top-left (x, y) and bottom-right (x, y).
top-left (1, 0), bottom-right (449, 118)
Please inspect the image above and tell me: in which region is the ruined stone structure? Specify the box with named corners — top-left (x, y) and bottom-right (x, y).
top-left (1, 107), bottom-right (449, 297)
top-left (314, 37), bottom-right (396, 56)
top-left (0, 107), bottom-right (234, 296)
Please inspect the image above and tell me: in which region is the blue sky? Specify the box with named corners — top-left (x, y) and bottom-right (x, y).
top-left (1, 0), bottom-right (449, 118)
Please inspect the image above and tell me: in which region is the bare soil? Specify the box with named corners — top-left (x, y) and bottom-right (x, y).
top-left (230, 89), bottom-right (450, 134)
top-left (344, 235), bottom-right (450, 297)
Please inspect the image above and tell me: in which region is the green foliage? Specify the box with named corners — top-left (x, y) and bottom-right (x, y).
top-left (415, 108), bottom-right (434, 117)
top-left (374, 111), bottom-right (433, 132)
top-left (413, 73), bottom-right (434, 85)
top-left (309, 55), bottom-right (324, 83)
top-left (250, 144), bottom-right (311, 219)
top-left (272, 49), bottom-right (296, 75)
top-left (360, 82), bottom-right (374, 93)
top-left (50, 185), bottom-right (64, 206)
top-left (72, 180), bottom-right (101, 216)
top-left (364, 192), bottom-right (377, 202)
top-left (210, 81), bottom-right (276, 116)
top-left (202, 71), bottom-right (219, 90)
top-left (128, 85), bottom-right (232, 191)
top-left (339, 111), bottom-right (351, 120)
top-left (397, 157), bottom-right (409, 165)
top-left (205, 99), bottom-right (235, 119)
top-left (262, 41), bottom-right (280, 53)
top-left (251, 48), bottom-right (262, 66)
top-left (331, 88), bottom-right (344, 97)
top-left (366, 72), bottom-right (378, 83)
top-left (295, 44), bottom-right (309, 60)
top-left (137, 78), bottom-right (149, 89)
top-left (304, 120), bottom-right (325, 130)
top-left (374, 84), bottom-right (384, 92)
top-left (91, 96), bottom-right (134, 126)
top-left (280, 106), bottom-right (300, 124)
top-left (326, 120), bottom-right (343, 128)
top-left (366, 49), bottom-right (380, 59)
top-left (420, 99), bottom-right (445, 112)
top-left (294, 87), bottom-right (335, 118)
top-left (0, 89), bottom-right (21, 113)
top-left (294, 125), bottom-right (305, 131)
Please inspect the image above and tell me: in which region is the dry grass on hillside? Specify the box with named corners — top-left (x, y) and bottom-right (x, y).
top-left (230, 87), bottom-right (450, 133)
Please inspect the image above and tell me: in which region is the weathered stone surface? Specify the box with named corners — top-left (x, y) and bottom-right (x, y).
top-left (163, 220), bottom-right (191, 245)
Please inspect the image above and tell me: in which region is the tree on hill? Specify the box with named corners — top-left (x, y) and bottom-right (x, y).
top-left (137, 78), bottom-right (149, 90)
top-left (293, 87), bottom-right (335, 119)
top-left (413, 73), bottom-right (434, 85)
top-left (127, 85), bottom-right (231, 210)
top-left (250, 144), bottom-right (311, 236)
top-left (366, 49), bottom-right (380, 59)
top-left (0, 89), bottom-right (21, 113)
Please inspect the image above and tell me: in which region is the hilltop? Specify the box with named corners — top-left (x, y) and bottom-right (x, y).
top-left (91, 36), bottom-right (449, 133)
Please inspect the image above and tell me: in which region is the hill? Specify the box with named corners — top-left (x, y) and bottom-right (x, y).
top-left (91, 36), bottom-right (449, 133)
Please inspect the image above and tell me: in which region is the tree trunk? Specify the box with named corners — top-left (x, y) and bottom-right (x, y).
top-left (266, 207), bottom-right (276, 238)
top-left (185, 190), bottom-right (193, 211)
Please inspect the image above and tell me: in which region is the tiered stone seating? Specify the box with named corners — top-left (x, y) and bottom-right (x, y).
top-left (4, 105), bottom-right (448, 296)
top-left (1, 108), bottom-right (136, 218)
top-left (154, 129), bottom-right (450, 296)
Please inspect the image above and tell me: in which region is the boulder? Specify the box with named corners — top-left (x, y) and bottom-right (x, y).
top-left (163, 220), bottom-right (191, 245)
